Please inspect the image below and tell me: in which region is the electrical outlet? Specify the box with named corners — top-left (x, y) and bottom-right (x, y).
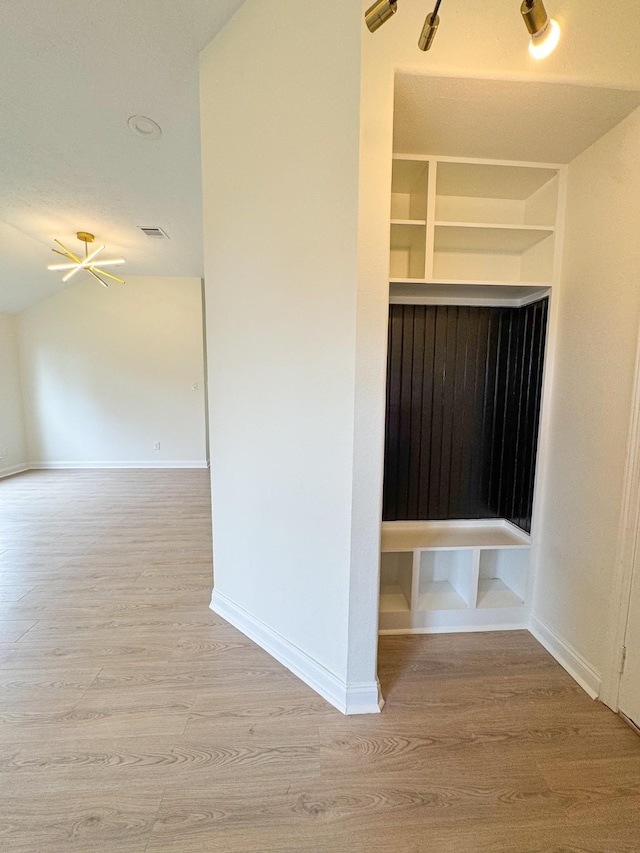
top-left (153, 441), bottom-right (161, 451)
top-left (191, 381), bottom-right (199, 391)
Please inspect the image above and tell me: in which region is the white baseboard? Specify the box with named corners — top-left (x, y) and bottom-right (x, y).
top-left (29, 460), bottom-right (208, 470)
top-left (0, 463), bottom-right (30, 479)
top-left (210, 589), bottom-right (383, 716)
top-left (529, 613), bottom-right (601, 699)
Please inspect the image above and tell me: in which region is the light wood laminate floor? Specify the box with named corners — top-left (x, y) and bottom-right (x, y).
top-left (1, 469), bottom-right (639, 852)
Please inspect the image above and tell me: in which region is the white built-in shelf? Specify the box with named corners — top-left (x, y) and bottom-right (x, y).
top-left (434, 223), bottom-right (554, 254)
top-left (379, 520), bottom-right (531, 633)
top-left (389, 282), bottom-right (550, 308)
top-left (389, 154), bottom-right (561, 286)
top-left (381, 154), bottom-right (562, 634)
top-left (381, 519), bottom-right (530, 552)
top-left (391, 219), bottom-right (427, 227)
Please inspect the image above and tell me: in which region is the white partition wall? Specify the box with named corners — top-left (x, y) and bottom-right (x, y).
top-left (199, 0), bottom-right (640, 713)
top-left (199, 0), bottom-right (382, 714)
top-left (530, 106), bottom-right (640, 692)
top-left (0, 313), bottom-right (27, 477)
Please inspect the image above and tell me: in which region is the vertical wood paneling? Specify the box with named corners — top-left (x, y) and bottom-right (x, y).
top-left (383, 300), bottom-right (548, 533)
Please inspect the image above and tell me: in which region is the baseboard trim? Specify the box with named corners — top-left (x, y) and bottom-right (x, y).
top-left (0, 463), bottom-right (30, 479)
top-left (529, 613), bottom-right (601, 699)
top-left (210, 589), bottom-right (383, 716)
top-left (29, 461), bottom-right (208, 470)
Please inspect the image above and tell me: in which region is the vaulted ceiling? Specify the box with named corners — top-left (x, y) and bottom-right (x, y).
top-left (0, 0), bottom-right (245, 313)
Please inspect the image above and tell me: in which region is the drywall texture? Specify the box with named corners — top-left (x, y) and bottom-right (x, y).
top-left (532, 106), bottom-right (640, 673)
top-left (0, 312), bottom-right (27, 475)
top-left (18, 276), bottom-right (207, 467)
top-left (200, 0), bottom-right (363, 687)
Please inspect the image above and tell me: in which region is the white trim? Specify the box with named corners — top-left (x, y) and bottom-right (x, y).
top-left (393, 153), bottom-right (564, 170)
top-left (0, 463), bottom-right (30, 479)
top-left (29, 460), bottom-right (208, 470)
top-left (529, 613), bottom-right (601, 700)
top-left (210, 590), bottom-right (383, 716)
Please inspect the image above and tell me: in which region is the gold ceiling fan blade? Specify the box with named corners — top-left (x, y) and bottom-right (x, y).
top-left (87, 268), bottom-right (109, 288)
top-left (91, 267), bottom-right (125, 284)
top-left (51, 248), bottom-right (76, 260)
top-left (54, 240), bottom-right (82, 264)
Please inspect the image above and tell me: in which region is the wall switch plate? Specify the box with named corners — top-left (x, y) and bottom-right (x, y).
top-left (153, 442), bottom-right (161, 451)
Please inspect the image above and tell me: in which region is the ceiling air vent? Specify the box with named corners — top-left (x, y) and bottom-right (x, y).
top-left (138, 226), bottom-right (170, 239)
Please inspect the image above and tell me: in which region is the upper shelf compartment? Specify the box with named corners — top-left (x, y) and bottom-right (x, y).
top-left (389, 156), bottom-right (563, 286)
top-left (435, 161), bottom-right (559, 228)
top-left (391, 157), bottom-right (429, 221)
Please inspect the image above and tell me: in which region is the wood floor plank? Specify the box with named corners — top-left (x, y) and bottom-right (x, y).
top-left (1, 469), bottom-right (638, 852)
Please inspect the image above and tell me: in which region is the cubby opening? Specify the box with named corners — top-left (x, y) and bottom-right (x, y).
top-left (391, 158), bottom-right (429, 220)
top-left (390, 159), bottom-right (429, 280)
top-left (477, 548), bottom-right (530, 609)
top-left (390, 223), bottom-right (426, 279)
top-left (383, 300), bottom-right (548, 534)
top-left (434, 162), bottom-right (558, 227)
top-left (379, 552), bottom-right (413, 613)
top-left (432, 233), bottom-right (555, 284)
top-left (417, 549), bottom-right (474, 611)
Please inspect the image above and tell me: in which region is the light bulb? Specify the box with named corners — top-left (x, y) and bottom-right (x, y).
top-left (529, 16), bottom-right (561, 59)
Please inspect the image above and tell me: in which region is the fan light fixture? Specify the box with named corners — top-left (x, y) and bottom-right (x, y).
top-left (521, 0), bottom-right (560, 59)
top-left (47, 232), bottom-right (125, 288)
top-left (364, 0), bottom-right (561, 58)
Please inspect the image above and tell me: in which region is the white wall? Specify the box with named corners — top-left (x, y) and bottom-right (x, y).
top-left (200, 0), bottom-right (373, 711)
top-left (0, 312), bottom-right (27, 475)
top-left (355, 0), bottom-right (640, 695)
top-left (17, 276), bottom-right (207, 467)
top-left (532, 106), bottom-right (640, 674)
top-left (198, 0), bottom-right (640, 711)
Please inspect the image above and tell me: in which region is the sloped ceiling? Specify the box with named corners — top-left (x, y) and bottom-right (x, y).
top-left (0, 0), bottom-right (245, 314)
top-left (394, 75), bottom-right (640, 163)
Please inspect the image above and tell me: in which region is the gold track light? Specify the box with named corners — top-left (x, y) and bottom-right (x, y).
top-left (365, 0), bottom-right (560, 60)
top-left (521, 0), bottom-right (560, 59)
top-left (418, 3), bottom-right (441, 51)
top-left (365, 0), bottom-right (397, 33)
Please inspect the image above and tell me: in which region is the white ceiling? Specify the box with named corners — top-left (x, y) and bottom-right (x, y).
top-left (6, 8), bottom-right (640, 316)
top-left (394, 75), bottom-right (640, 164)
top-left (0, 0), bottom-right (245, 314)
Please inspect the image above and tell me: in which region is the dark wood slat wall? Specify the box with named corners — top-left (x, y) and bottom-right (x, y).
top-left (496, 298), bottom-right (549, 532)
top-left (383, 299), bottom-right (548, 533)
